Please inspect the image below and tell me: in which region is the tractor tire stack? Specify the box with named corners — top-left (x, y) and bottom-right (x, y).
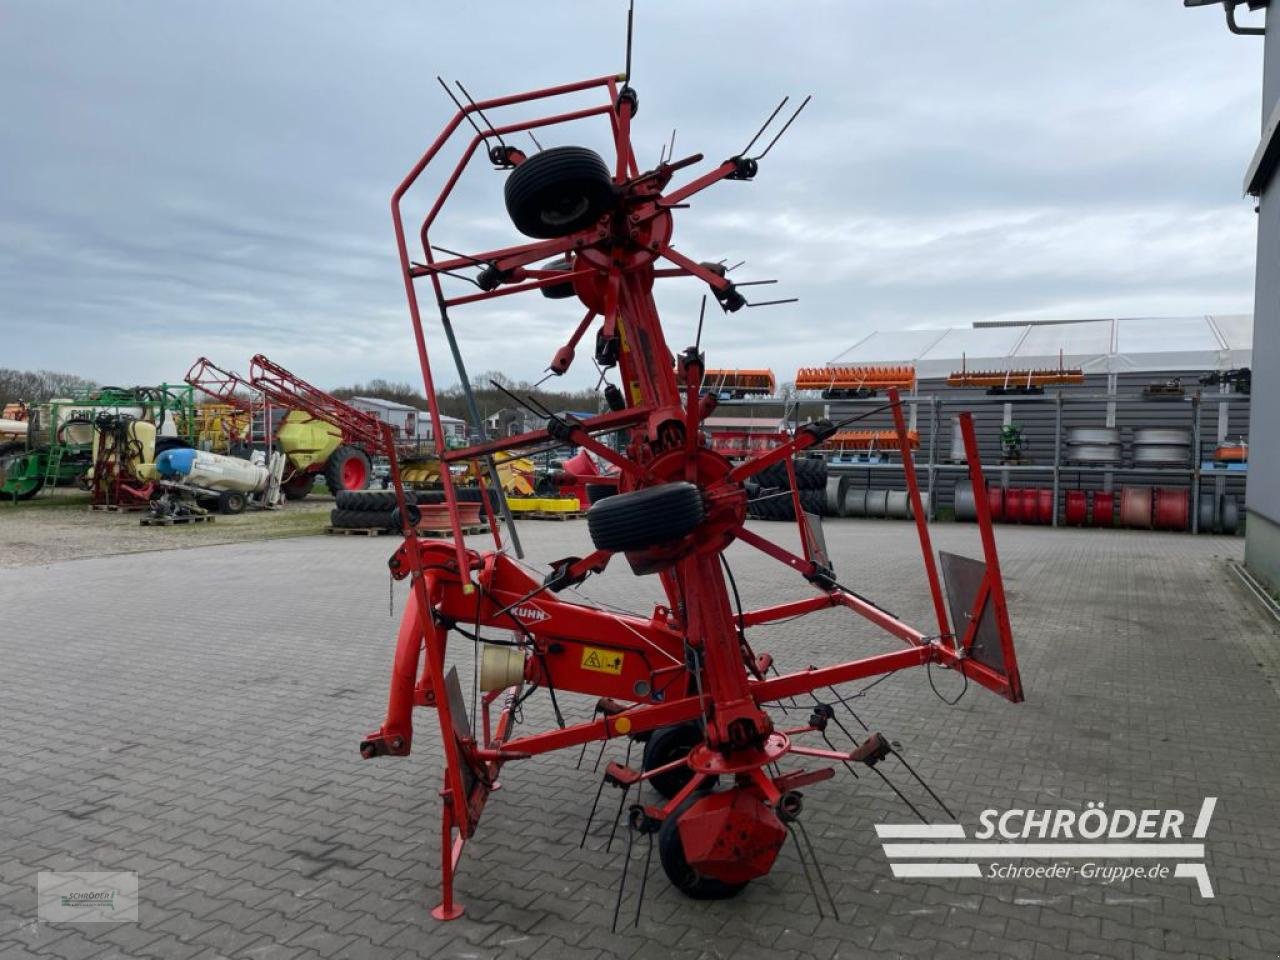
top-left (329, 490), bottom-right (419, 531)
top-left (746, 458), bottom-right (829, 521)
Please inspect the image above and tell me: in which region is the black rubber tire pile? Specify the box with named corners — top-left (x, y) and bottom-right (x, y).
top-left (746, 458), bottom-right (830, 521)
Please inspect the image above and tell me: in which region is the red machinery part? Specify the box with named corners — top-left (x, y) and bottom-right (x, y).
top-left (1152, 488), bottom-right (1189, 531)
top-left (1063, 489), bottom-right (1087, 526)
top-left (1036, 489), bottom-right (1053, 526)
top-left (1002, 488), bottom-right (1021, 523)
top-left (1119, 486), bottom-right (1153, 529)
top-left (1090, 491), bottom-right (1115, 527)
top-left (364, 67), bottom-right (1026, 921)
top-left (420, 502), bottom-right (483, 529)
top-left (987, 485), bottom-right (1004, 523)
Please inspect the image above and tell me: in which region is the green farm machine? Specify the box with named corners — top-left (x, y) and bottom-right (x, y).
top-left (0, 385), bottom-right (196, 501)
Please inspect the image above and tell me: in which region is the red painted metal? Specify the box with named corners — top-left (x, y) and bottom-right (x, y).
top-left (1036, 488), bottom-right (1053, 526)
top-left (1064, 489), bottom-right (1087, 526)
top-left (1152, 487), bottom-right (1189, 531)
top-left (362, 68), bottom-right (1025, 919)
top-left (248, 354), bottom-right (387, 451)
top-left (1090, 491), bottom-right (1115, 527)
top-left (987, 484), bottom-right (1005, 523)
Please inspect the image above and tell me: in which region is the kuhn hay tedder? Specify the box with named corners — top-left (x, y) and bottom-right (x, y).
top-left (361, 54), bottom-right (1024, 923)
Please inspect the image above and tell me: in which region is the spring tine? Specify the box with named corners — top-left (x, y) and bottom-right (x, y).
top-left (745, 297), bottom-right (800, 309)
top-left (581, 775), bottom-right (607, 847)
top-left (786, 822), bottom-right (824, 919)
top-left (436, 76), bottom-right (488, 143)
top-left (796, 819), bottom-right (840, 922)
top-left (528, 130), bottom-right (543, 152)
top-left (577, 708), bottom-right (602, 769)
top-left (455, 80), bottom-right (507, 148)
top-left (869, 764), bottom-right (927, 824)
top-left (829, 685), bottom-right (870, 731)
top-left (611, 813), bottom-right (636, 933)
top-left (633, 830), bottom-right (653, 927)
top-left (622, 0), bottom-right (635, 83)
top-left (592, 739), bottom-right (608, 772)
top-left (739, 95), bottom-right (789, 157)
top-left (754, 94), bottom-right (812, 160)
top-left (606, 784), bottom-right (630, 853)
top-left (769, 663), bottom-right (801, 709)
top-left (890, 748), bottom-right (956, 821)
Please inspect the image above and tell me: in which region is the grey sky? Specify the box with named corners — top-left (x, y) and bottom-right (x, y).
top-left (0, 1), bottom-right (1264, 393)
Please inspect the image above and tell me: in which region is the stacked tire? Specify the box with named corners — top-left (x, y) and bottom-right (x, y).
top-left (746, 458), bottom-right (829, 521)
top-left (330, 490), bottom-right (420, 531)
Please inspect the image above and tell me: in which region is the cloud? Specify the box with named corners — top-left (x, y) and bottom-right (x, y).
top-left (0, 0), bottom-right (1261, 396)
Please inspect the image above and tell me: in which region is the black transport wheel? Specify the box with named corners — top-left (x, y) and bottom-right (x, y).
top-left (280, 472), bottom-right (314, 501)
top-left (335, 489), bottom-right (418, 512)
top-left (217, 490), bottom-right (247, 515)
top-left (324, 445), bottom-right (371, 496)
top-left (539, 256), bottom-right (578, 299)
top-left (586, 482), bottom-right (704, 552)
top-left (658, 793), bottom-right (749, 900)
top-left (504, 146), bottom-right (614, 239)
top-left (643, 722), bottom-right (717, 800)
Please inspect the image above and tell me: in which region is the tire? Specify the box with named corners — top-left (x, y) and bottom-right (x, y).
top-left (335, 489), bottom-right (418, 512)
top-left (0, 448), bottom-right (44, 501)
top-left (586, 482), bottom-right (704, 552)
top-left (658, 793), bottom-right (748, 900)
top-left (749, 486), bottom-right (792, 522)
top-left (324, 445), bottom-right (371, 496)
top-left (280, 472), bottom-right (314, 501)
top-left (539, 256), bottom-right (577, 299)
top-left (800, 488), bottom-right (826, 517)
top-left (329, 508), bottom-right (394, 530)
top-left (454, 486), bottom-right (499, 510)
top-left (794, 458), bottom-right (828, 490)
top-left (504, 146), bottom-right (614, 239)
top-left (643, 722), bottom-right (708, 800)
top-left (585, 482), bottom-right (617, 505)
top-left (216, 490), bottom-right (247, 515)
top-left (749, 458), bottom-right (827, 491)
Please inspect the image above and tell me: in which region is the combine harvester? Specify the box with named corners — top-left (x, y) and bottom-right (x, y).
top-left (360, 19), bottom-right (1023, 924)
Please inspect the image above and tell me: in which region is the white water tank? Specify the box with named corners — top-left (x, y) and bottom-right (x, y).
top-left (155, 448), bottom-right (270, 493)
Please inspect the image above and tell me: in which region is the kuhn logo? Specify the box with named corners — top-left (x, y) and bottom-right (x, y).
top-left (510, 603), bottom-right (549, 623)
top-left (877, 797), bottom-right (1217, 898)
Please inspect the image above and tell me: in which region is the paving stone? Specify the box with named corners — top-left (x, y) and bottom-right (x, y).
top-left (0, 523), bottom-right (1276, 960)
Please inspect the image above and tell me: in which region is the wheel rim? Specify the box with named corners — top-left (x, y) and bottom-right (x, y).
top-left (342, 456), bottom-right (367, 489)
top-left (541, 193), bottom-right (590, 227)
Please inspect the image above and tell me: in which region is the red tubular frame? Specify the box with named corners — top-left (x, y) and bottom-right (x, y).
top-left (366, 70), bottom-right (1023, 920)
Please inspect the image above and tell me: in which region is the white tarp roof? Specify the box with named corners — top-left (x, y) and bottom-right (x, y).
top-left (828, 315), bottom-right (1252, 379)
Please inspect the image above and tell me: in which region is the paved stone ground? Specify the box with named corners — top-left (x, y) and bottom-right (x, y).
top-left (1, 520), bottom-right (1277, 960)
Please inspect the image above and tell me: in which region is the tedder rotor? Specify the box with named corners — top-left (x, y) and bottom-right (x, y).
top-left (361, 58), bottom-right (1024, 923)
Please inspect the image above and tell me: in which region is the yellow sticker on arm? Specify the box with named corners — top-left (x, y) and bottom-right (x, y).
top-left (580, 646), bottom-right (624, 675)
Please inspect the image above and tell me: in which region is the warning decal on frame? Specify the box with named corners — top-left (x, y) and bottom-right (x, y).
top-left (580, 646), bottom-right (624, 675)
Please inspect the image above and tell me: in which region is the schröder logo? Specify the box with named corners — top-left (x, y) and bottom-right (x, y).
top-left (876, 797), bottom-right (1217, 898)
top-left (38, 871), bottom-right (139, 922)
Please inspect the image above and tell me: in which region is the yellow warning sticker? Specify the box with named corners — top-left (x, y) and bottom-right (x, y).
top-left (580, 646), bottom-right (625, 676)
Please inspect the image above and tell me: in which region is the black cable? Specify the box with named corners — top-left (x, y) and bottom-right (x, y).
top-left (926, 658), bottom-right (969, 706)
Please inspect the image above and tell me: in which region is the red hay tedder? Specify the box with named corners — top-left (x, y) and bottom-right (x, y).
top-left (360, 51), bottom-right (1023, 925)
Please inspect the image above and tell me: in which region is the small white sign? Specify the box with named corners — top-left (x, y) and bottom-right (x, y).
top-left (38, 871), bottom-right (139, 922)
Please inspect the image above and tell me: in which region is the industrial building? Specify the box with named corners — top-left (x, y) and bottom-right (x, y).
top-left (817, 315), bottom-right (1252, 529)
